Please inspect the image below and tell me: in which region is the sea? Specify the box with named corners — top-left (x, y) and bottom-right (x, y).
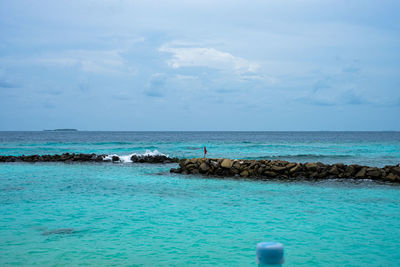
top-left (0, 131), bottom-right (399, 266)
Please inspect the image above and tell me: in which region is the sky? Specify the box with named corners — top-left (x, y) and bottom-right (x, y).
top-left (0, 0), bottom-right (399, 131)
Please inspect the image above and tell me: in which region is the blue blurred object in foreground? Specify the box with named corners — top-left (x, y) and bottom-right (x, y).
top-left (256, 242), bottom-right (284, 266)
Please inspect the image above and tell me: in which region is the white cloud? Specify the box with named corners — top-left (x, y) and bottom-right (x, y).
top-left (36, 49), bottom-right (135, 75)
top-left (159, 44), bottom-right (259, 74)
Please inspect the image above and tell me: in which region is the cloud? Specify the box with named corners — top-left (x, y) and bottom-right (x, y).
top-left (144, 73), bottom-right (167, 97)
top-left (39, 88), bottom-right (63, 96)
top-left (298, 87), bottom-right (370, 107)
top-left (312, 78), bottom-right (332, 93)
top-left (342, 66), bottom-right (361, 74)
top-left (340, 89), bottom-right (367, 105)
top-left (78, 83), bottom-right (90, 92)
top-left (0, 79), bottom-right (18, 88)
top-left (296, 96), bottom-right (335, 106)
top-left (42, 99), bottom-right (56, 109)
top-left (36, 49), bottom-right (135, 75)
top-left (294, 61), bottom-right (369, 106)
top-left (112, 93), bottom-right (133, 101)
top-left (159, 43), bottom-right (259, 74)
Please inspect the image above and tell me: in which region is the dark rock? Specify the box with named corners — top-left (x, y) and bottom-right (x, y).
top-left (385, 173), bottom-right (398, 181)
top-left (170, 168), bottom-right (181, 173)
top-left (329, 165), bottom-right (339, 175)
top-left (366, 168), bottom-right (381, 179)
top-left (390, 167), bottom-right (400, 176)
top-left (171, 157), bottom-right (399, 183)
top-left (264, 171), bottom-right (277, 178)
top-left (240, 170), bottom-right (249, 177)
top-left (355, 167), bottom-right (367, 178)
top-left (304, 162), bottom-right (318, 171)
top-left (335, 163), bottom-right (345, 170)
top-left (271, 165), bottom-right (287, 172)
top-left (289, 163), bottom-right (302, 174)
top-left (286, 162), bottom-right (296, 169)
top-left (186, 163), bottom-right (196, 170)
top-left (343, 165), bottom-right (356, 177)
top-left (199, 162), bottom-right (210, 173)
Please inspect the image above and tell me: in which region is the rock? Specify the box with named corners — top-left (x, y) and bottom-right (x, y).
top-left (255, 166), bottom-right (264, 175)
top-left (385, 173), bottom-right (397, 181)
top-left (215, 167), bottom-right (225, 176)
top-left (390, 167), bottom-right (400, 176)
top-left (274, 160), bottom-right (288, 166)
top-left (199, 162), bottom-right (210, 173)
top-left (286, 162), bottom-right (296, 169)
top-left (343, 165), bottom-right (356, 177)
top-left (2, 153), bottom-right (400, 184)
top-left (293, 171), bottom-right (306, 178)
top-left (304, 162), bottom-right (318, 171)
top-left (329, 165), bottom-right (339, 175)
top-left (263, 171), bottom-right (277, 178)
top-left (185, 163), bottom-right (196, 170)
top-left (191, 169), bottom-right (200, 174)
top-left (191, 158), bottom-right (200, 165)
top-left (231, 168), bottom-right (239, 174)
top-left (170, 168), bottom-right (181, 173)
top-left (271, 165), bottom-right (287, 172)
top-left (232, 161), bottom-right (241, 169)
top-left (221, 159), bottom-right (233, 169)
top-left (367, 168), bottom-right (381, 179)
top-left (319, 171), bottom-right (329, 178)
top-left (355, 167), bottom-right (367, 178)
top-left (249, 161), bottom-right (258, 169)
top-left (211, 160), bottom-right (219, 168)
top-left (179, 159), bottom-right (187, 168)
top-left (289, 164), bottom-right (302, 174)
top-left (335, 163), bottom-right (345, 170)
top-left (240, 170), bottom-right (249, 177)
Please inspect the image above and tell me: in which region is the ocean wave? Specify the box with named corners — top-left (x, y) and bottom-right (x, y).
top-left (103, 150), bottom-right (167, 163)
top-left (90, 141), bottom-right (133, 145)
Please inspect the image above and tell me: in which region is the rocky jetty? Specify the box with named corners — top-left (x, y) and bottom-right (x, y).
top-left (130, 154), bottom-right (178, 163)
top-left (170, 158), bottom-right (400, 182)
top-left (0, 153), bottom-right (178, 164)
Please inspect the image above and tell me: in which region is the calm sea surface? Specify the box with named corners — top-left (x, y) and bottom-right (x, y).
top-left (0, 131), bottom-right (400, 266)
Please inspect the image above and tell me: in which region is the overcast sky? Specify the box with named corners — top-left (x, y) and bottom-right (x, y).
top-left (0, 0), bottom-right (399, 130)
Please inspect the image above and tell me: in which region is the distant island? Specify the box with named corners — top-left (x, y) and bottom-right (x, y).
top-left (43, 129), bottom-right (78, 132)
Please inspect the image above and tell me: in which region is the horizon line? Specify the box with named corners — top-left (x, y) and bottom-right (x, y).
top-left (0, 130), bottom-right (399, 132)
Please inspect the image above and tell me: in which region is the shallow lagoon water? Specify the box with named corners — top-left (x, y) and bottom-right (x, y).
top-left (1, 132), bottom-right (400, 266)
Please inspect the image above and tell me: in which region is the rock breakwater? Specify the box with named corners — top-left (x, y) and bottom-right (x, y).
top-left (0, 153), bottom-right (179, 164)
top-left (170, 158), bottom-right (400, 182)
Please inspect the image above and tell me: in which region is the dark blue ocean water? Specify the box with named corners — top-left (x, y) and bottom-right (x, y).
top-left (0, 131), bottom-right (400, 266)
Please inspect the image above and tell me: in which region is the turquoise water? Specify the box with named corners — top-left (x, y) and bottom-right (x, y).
top-left (1, 131), bottom-right (400, 166)
top-left (1, 132), bottom-right (400, 266)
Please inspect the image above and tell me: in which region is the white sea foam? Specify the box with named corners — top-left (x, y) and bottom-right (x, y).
top-left (103, 150), bottom-right (167, 163)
